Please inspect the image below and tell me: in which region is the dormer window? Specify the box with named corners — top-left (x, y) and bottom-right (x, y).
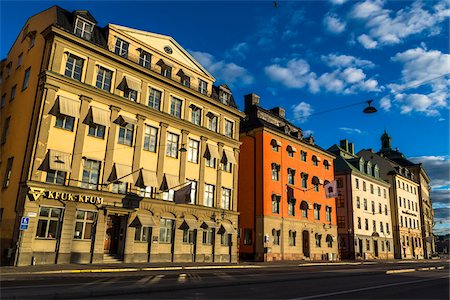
top-left (198, 79), bottom-right (208, 95)
top-left (138, 50), bottom-right (151, 68)
top-left (176, 70), bottom-right (190, 87)
top-left (74, 17), bottom-right (94, 40)
top-left (115, 38), bottom-right (129, 58)
top-left (220, 91), bottom-right (230, 105)
top-left (366, 162), bottom-right (372, 176)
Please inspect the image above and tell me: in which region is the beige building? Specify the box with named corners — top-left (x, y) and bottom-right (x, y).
top-left (0, 6), bottom-right (244, 266)
top-left (329, 140), bottom-right (394, 260)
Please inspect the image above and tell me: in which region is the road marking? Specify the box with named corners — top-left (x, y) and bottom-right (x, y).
top-left (290, 275), bottom-right (450, 300)
top-left (298, 262), bottom-right (361, 267)
top-left (150, 274), bottom-right (164, 283)
top-left (437, 266), bottom-right (445, 270)
top-left (178, 273), bottom-right (187, 283)
top-left (214, 272), bottom-right (233, 280)
top-left (136, 275), bottom-right (154, 285)
top-left (386, 268), bottom-right (416, 274)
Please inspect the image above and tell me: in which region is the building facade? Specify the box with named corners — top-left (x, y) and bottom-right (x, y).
top-left (238, 94), bottom-right (338, 261)
top-left (0, 6), bottom-right (244, 266)
top-left (359, 147), bottom-right (423, 259)
top-left (329, 140), bottom-right (394, 260)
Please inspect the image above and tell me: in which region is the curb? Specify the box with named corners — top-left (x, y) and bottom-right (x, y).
top-left (386, 265), bottom-right (447, 274)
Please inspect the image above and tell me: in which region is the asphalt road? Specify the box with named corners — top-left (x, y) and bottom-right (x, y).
top-left (1, 261), bottom-right (448, 299)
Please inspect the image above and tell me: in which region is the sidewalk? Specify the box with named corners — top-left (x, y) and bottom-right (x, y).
top-left (1, 258), bottom-right (445, 276)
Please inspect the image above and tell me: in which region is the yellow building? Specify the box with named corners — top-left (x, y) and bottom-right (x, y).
top-left (0, 6), bottom-right (244, 266)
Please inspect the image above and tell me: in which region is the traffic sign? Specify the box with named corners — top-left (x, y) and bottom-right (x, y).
top-left (20, 217), bottom-right (30, 230)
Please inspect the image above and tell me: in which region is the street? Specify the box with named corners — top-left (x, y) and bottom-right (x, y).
top-left (1, 261), bottom-right (448, 299)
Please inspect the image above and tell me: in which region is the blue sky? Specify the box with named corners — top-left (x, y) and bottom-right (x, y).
top-left (2, 0), bottom-right (449, 235)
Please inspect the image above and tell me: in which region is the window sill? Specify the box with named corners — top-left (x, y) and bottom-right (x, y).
top-left (54, 126), bottom-right (74, 132)
top-left (35, 237), bottom-right (57, 240)
top-left (72, 239), bottom-right (91, 242)
top-left (134, 240), bottom-right (150, 243)
top-left (87, 134), bottom-right (105, 140)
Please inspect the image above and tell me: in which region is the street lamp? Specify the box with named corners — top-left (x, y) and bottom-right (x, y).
top-left (363, 100), bottom-right (377, 114)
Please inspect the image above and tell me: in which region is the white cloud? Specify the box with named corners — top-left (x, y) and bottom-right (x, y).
top-left (357, 34), bottom-right (378, 49)
top-left (303, 129), bottom-right (314, 137)
top-left (386, 47), bottom-right (450, 116)
top-left (410, 156), bottom-right (450, 189)
top-left (190, 50), bottom-right (254, 86)
top-left (321, 54), bottom-right (375, 69)
top-left (323, 13), bottom-right (346, 34)
top-left (351, 0), bottom-right (450, 48)
top-left (329, 0), bottom-right (347, 5)
top-left (379, 97), bottom-right (391, 111)
top-left (265, 58), bottom-right (380, 94)
top-left (225, 42), bottom-right (249, 60)
top-left (339, 127), bottom-right (363, 134)
top-left (292, 102), bottom-right (313, 122)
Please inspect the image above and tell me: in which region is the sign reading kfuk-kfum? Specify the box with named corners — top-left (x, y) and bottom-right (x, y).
top-left (28, 187), bottom-right (103, 204)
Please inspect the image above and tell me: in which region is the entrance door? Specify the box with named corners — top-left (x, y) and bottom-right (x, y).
top-left (358, 238), bottom-right (363, 257)
top-left (302, 231), bottom-right (310, 258)
top-left (374, 240), bottom-right (379, 257)
top-left (104, 215), bottom-right (121, 254)
top-left (411, 237), bottom-right (415, 258)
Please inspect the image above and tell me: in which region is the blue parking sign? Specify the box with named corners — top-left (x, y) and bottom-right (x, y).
top-left (20, 217), bottom-right (29, 230)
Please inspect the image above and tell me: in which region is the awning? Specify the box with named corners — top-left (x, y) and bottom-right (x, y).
top-left (90, 106), bottom-right (110, 127)
top-left (48, 149), bottom-right (72, 172)
top-left (57, 96), bottom-right (80, 118)
top-left (204, 144), bottom-right (220, 160)
top-left (218, 223), bottom-right (237, 234)
top-left (156, 58), bottom-right (173, 67)
top-left (301, 172), bottom-right (309, 178)
top-left (312, 176), bottom-right (321, 185)
top-left (129, 211), bottom-right (157, 227)
top-left (179, 218), bottom-right (198, 230)
top-left (200, 220), bottom-right (218, 229)
top-left (206, 111), bottom-right (216, 118)
top-left (118, 76), bottom-right (142, 92)
top-left (108, 163), bottom-right (134, 184)
top-left (300, 201), bottom-right (309, 210)
top-left (160, 174), bottom-right (180, 190)
top-left (114, 115), bottom-right (137, 126)
top-left (135, 169), bottom-right (158, 188)
top-left (287, 145), bottom-right (297, 152)
top-left (271, 139), bottom-right (282, 147)
top-left (222, 149), bottom-right (237, 165)
top-left (176, 69), bottom-right (191, 78)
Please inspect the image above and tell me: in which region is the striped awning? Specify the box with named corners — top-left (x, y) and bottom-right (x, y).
top-left (129, 210), bottom-right (157, 227)
top-left (118, 76), bottom-right (141, 92)
top-left (222, 149), bottom-right (237, 164)
top-left (179, 218), bottom-right (198, 230)
top-left (108, 163), bottom-right (134, 184)
top-left (204, 144), bottom-right (220, 160)
top-left (160, 174), bottom-right (180, 191)
top-left (114, 115), bottom-right (137, 126)
top-left (90, 106), bottom-right (110, 127)
top-left (200, 220), bottom-right (219, 229)
top-left (48, 149), bottom-right (72, 172)
top-left (134, 169), bottom-right (158, 188)
top-left (57, 96), bottom-right (80, 118)
top-left (218, 223), bottom-right (237, 234)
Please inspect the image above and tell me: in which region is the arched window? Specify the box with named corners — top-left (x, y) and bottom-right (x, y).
top-left (326, 235), bottom-right (333, 248)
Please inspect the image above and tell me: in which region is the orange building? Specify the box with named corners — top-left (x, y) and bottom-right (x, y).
top-left (238, 94), bottom-right (338, 261)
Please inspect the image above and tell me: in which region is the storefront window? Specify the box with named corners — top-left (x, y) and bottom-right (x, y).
top-left (74, 210), bottom-right (96, 240)
top-left (134, 226), bottom-right (150, 242)
top-left (202, 228), bottom-right (213, 244)
top-left (159, 218), bottom-right (174, 243)
top-left (36, 207), bottom-right (62, 239)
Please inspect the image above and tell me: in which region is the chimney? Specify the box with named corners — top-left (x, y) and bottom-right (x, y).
top-left (270, 107), bottom-right (286, 118)
top-left (348, 143), bottom-right (355, 155)
top-left (340, 139), bottom-right (349, 152)
top-left (244, 93), bottom-right (260, 112)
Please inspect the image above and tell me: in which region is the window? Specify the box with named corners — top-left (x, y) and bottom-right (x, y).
top-left (327, 235), bottom-right (333, 248)
top-left (363, 198), bottom-right (367, 210)
top-left (386, 240), bottom-right (390, 251)
top-left (337, 178), bottom-right (343, 188)
top-left (170, 97), bottom-right (183, 118)
top-left (198, 79), bottom-right (208, 94)
top-left (96, 66), bottom-right (113, 92)
top-left (182, 229), bottom-right (195, 244)
top-left (225, 120), bottom-right (234, 138)
top-left (46, 170), bottom-right (66, 185)
top-left (1, 94), bottom-right (6, 108)
top-left (204, 184), bottom-right (215, 207)
top-left (36, 207), bottom-right (62, 239)
top-left (159, 218), bottom-right (174, 243)
top-left (289, 231), bottom-right (296, 246)
top-left (399, 196), bottom-right (402, 207)
top-left (300, 201), bottom-right (308, 218)
top-left (337, 216), bottom-right (345, 228)
top-left (272, 195), bottom-right (280, 214)
top-left (314, 203), bottom-right (321, 220)
top-left (112, 181), bottom-right (127, 194)
top-left (163, 189), bottom-right (174, 201)
top-left (222, 188), bottom-right (231, 210)
top-left (189, 181), bottom-right (197, 204)
top-left (181, 75), bottom-right (190, 87)
top-left (118, 123), bottom-right (134, 146)
top-left (271, 163), bottom-right (280, 181)
top-left (135, 226), bottom-right (151, 242)
top-left (115, 38), bottom-right (129, 58)
top-left (74, 18), bottom-right (93, 40)
top-left (370, 184), bottom-right (374, 194)
top-left (384, 189), bottom-right (386, 199)
top-left (205, 155), bottom-right (216, 168)
top-left (188, 139), bottom-right (199, 163)
top-left (312, 156), bottom-right (318, 166)
top-left (10, 85), bottom-right (16, 101)
top-left (139, 186), bottom-right (154, 198)
top-left (166, 132), bottom-right (179, 158)
top-left (287, 147), bottom-right (294, 157)
top-left (300, 151), bottom-right (307, 162)
top-left (88, 124), bottom-right (105, 139)
top-left (219, 91), bottom-right (230, 104)
top-left (138, 50), bottom-right (151, 68)
top-left (6, 62), bottom-right (12, 77)
top-left (148, 88), bottom-right (162, 110)
top-left (3, 157), bottom-right (14, 188)
top-left (378, 187), bottom-right (381, 196)
top-left (356, 196), bottom-right (360, 209)
top-left (371, 201), bottom-right (375, 213)
top-left (29, 34), bottom-right (36, 48)
top-left (202, 228), bottom-right (213, 244)
top-left (326, 206), bottom-right (332, 222)
top-left (81, 159), bottom-right (101, 190)
top-left (243, 229), bottom-right (252, 245)
top-left (222, 161), bottom-right (232, 173)
top-left (288, 198), bottom-right (296, 216)
top-left (384, 205), bottom-right (388, 215)
top-left (17, 53), bottom-right (23, 68)
top-left (355, 178), bottom-right (359, 189)
top-left (65, 54), bottom-right (83, 81)
top-left (362, 181), bottom-right (366, 191)
top-left (161, 66), bottom-right (172, 78)
top-left (337, 194), bottom-right (345, 208)
top-left (55, 115), bottom-right (75, 131)
top-left (1, 117), bottom-right (11, 144)
top-left (381, 241), bottom-right (385, 252)
top-left (365, 219), bottom-right (369, 230)
top-left (301, 173), bottom-right (308, 188)
top-left (221, 233), bottom-right (230, 246)
top-left (208, 114), bottom-right (218, 132)
top-left (124, 88), bottom-right (137, 101)
top-left (324, 160), bottom-right (330, 170)
top-left (357, 217), bottom-right (361, 229)
top-left (315, 234), bottom-right (322, 247)
top-left (380, 221), bottom-right (384, 233)
top-left (273, 229), bottom-right (280, 245)
top-left (191, 106), bottom-right (202, 125)
top-left (366, 239), bottom-right (370, 251)
top-left (22, 67), bottom-right (31, 90)
top-left (271, 140), bottom-right (279, 152)
top-left (74, 210), bottom-right (96, 240)
top-left (400, 216), bottom-right (403, 227)
top-left (287, 168), bottom-right (295, 185)
top-left (373, 220), bottom-right (376, 232)
top-left (379, 203), bottom-right (382, 214)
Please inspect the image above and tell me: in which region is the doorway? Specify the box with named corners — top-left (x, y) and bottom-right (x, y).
top-left (358, 238), bottom-right (363, 258)
top-left (104, 215), bottom-right (122, 255)
top-left (374, 240), bottom-right (379, 257)
top-left (302, 231), bottom-right (310, 258)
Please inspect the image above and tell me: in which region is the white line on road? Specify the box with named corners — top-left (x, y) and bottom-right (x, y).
top-left (289, 275), bottom-right (449, 300)
top-left (136, 275), bottom-right (154, 285)
top-left (386, 268), bottom-right (416, 274)
top-left (178, 273), bottom-right (187, 283)
top-left (150, 274), bottom-right (164, 283)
